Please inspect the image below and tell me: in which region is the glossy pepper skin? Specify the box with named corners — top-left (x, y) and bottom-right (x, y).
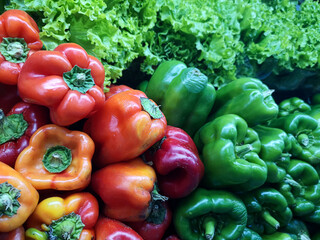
top-left (144, 125), bottom-right (204, 198)
top-left (173, 188), bottom-right (247, 240)
top-left (0, 102), bottom-right (50, 167)
top-left (145, 60), bottom-right (216, 137)
top-left (95, 216), bottom-right (143, 240)
top-left (194, 114), bottom-right (267, 192)
top-left (277, 159), bottom-right (320, 218)
top-left (209, 77), bottom-right (278, 126)
top-left (0, 10), bottom-right (42, 85)
top-left (91, 157), bottom-right (167, 222)
top-left (238, 228), bottom-right (262, 240)
top-left (18, 43), bottom-right (105, 126)
top-left (268, 113), bottom-right (320, 164)
top-left (0, 83), bottom-right (21, 114)
top-left (0, 161), bottom-right (39, 232)
top-left (240, 188), bottom-right (293, 235)
top-left (279, 219), bottom-right (309, 240)
top-left (261, 232), bottom-right (295, 240)
top-left (84, 88), bottom-right (167, 167)
top-left (253, 125), bottom-right (293, 183)
top-left (15, 124), bottom-right (94, 191)
top-left (126, 201), bottom-right (172, 240)
top-left (0, 226), bottom-right (25, 240)
top-left (278, 97), bottom-right (311, 117)
top-left (25, 192), bottom-right (99, 240)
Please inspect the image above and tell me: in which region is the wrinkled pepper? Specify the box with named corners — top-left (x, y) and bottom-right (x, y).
top-left (14, 124), bottom-right (94, 191)
top-left (17, 43), bottom-right (105, 126)
top-left (278, 97), bottom-right (311, 117)
top-left (209, 77), bottom-right (278, 126)
top-left (240, 188), bottom-right (292, 235)
top-left (173, 188), bottom-right (247, 240)
top-left (145, 60), bottom-right (216, 137)
top-left (25, 192), bottom-right (99, 240)
top-left (84, 88), bottom-right (167, 167)
top-left (268, 113), bottom-right (320, 164)
top-left (0, 83), bottom-right (21, 114)
top-left (253, 125), bottom-right (293, 183)
top-left (277, 159), bottom-right (320, 218)
top-left (194, 114), bottom-right (267, 192)
top-left (95, 216), bottom-right (143, 240)
top-left (0, 102), bottom-right (50, 167)
top-left (0, 9), bottom-right (42, 85)
top-left (126, 201), bottom-right (172, 240)
top-left (144, 125), bottom-right (204, 198)
top-left (91, 157), bottom-right (167, 222)
top-left (0, 226), bottom-right (25, 240)
top-left (0, 161), bottom-right (39, 232)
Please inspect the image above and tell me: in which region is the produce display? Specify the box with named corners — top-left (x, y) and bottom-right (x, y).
top-left (1, 1), bottom-right (320, 240)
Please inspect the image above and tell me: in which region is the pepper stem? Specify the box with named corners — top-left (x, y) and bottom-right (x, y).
top-left (42, 145), bottom-right (72, 173)
top-left (63, 65), bottom-right (95, 94)
top-left (262, 89), bottom-right (275, 99)
top-left (261, 210), bottom-right (280, 229)
top-left (0, 37), bottom-right (29, 63)
top-left (0, 182), bottom-right (21, 217)
top-left (235, 144), bottom-right (253, 158)
top-left (25, 228), bottom-right (49, 240)
top-left (202, 216), bottom-right (216, 240)
top-left (297, 133), bottom-right (314, 148)
top-left (140, 97), bottom-right (163, 119)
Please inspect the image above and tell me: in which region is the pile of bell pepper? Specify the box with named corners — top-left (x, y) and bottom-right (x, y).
top-left (1, 8), bottom-right (320, 240)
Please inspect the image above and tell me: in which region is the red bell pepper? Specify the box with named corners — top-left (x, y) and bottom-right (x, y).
top-left (0, 10), bottom-right (42, 85)
top-left (126, 201), bottom-right (172, 240)
top-left (17, 43), bottom-right (105, 126)
top-left (0, 226), bottom-right (25, 240)
top-left (0, 83), bottom-right (21, 114)
top-left (95, 216), bottom-right (143, 240)
top-left (91, 157), bottom-right (168, 222)
top-left (0, 102), bottom-right (50, 167)
top-left (144, 126), bottom-right (204, 198)
top-left (84, 88), bottom-right (167, 167)
top-left (105, 84), bottom-right (132, 100)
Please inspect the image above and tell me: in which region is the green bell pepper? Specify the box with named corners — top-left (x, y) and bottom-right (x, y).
top-left (145, 60), bottom-right (216, 137)
top-left (253, 125), bottom-right (293, 183)
top-left (268, 113), bottom-right (320, 165)
top-left (240, 188), bottom-right (292, 235)
top-left (278, 97), bottom-right (311, 117)
top-left (261, 232), bottom-right (295, 240)
top-left (307, 105), bottom-right (320, 126)
top-left (173, 188), bottom-right (247, 240)
top-left (279, 219), bottom-right (310, 240)
top-left (238, 228), bottom-right (262, 240)
top-left (277, 159), bottom-right (320, 218)
top-left (194, 114), bottom-right (267, 192)
top-left (209, 77), bottom-right (279, 126)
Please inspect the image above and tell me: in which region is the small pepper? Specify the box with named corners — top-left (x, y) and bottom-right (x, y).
top-left (209, 77), bottom-right (279, 126)
top-left (126, 201), bottom-right (172, 240)
top-left (240, 188), bottom-right (293, 235)
top-left (0, 226), bottom-right (25, 240)
top-left (253, 125), bottom-right (293, 183)
top-left (95, 216), bottom-right (143, 240)
top-left (0, 161), bottom-right (39, 232)
top-left (268, 113), bottom-right (320, 164)
top-left (0, 10), bottom-right (43, 85)
top-left (278, 97), bottom-right (311, 117)
top-left (0, 102), bottom-right (50, 167)
top-left (84, 88), bottom-right (167, 167)
top-left (17, 43), bottom-right (105, 126)
top-left (0, 83), bottom-right (21, 114)
top-left (145, 60), bottom-right (216, 137)
top-left (194, 114), bottom-right (267, 192)
top-left (144, 125), bottom-right (204, 198)
top-left (173, 188), bottom-right (247, 240)
top-left (25, 192), bottom-right (99, 240)
top-left (91, 157), bottom-right (167, 222)
top-left (14, 124), bottom-right (94, 191)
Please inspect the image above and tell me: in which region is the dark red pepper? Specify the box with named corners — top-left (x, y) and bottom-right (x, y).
top-left (144, 125), bottom-right (204, 198)
top-left (95, 216), bottom-right (143, 240)
top-left (164, 235), bottom-right (181, 240)
top-left (0, 83), bottom-right (21, 114)
top-left (0, 226), bottom-right (25, 240)
top-left (0, 102), bottom-right (50, 167)
top-left (126, 201), bottom-right (172, 240)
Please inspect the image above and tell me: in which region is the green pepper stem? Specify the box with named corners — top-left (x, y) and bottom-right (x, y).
top-left (297, 133), bottom-right (314, 148)
top-left (300, 233), bottom-right (311, 240)
top-left (140, 97), bottom-right (163, 119)
top-left (202, 216), bottom-right (216, 240)
top-left (63, 65), bottom-right (95, 94)
top-left (25, 228), bottom-right (48, 240)
top-left (151, 185), bottom-right (168, 202)
top-left (42, 145), bottom-right (72, 173)
top-left (0, 37), bottom-right (29, 63)
top-left (235, 144), bottom-right (253, 158)
top-left (278, 153), bottom-right (291, 162)
top-left (261, 210), bottom-right (280, 229)
top-left (262, 89), bottom-right (275, 99)
top-left (0, 182), bottom-right (21, 217)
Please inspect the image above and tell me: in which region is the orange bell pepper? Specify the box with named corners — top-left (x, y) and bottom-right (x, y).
top-left (0, 226), bottom-right (25, 240)
top-left (0, 10), bottom-right (42, 85)
top-left (25, 192), bottom-right (99, 240)
top-left (0, 161), bottom-right (39, 232)
top-left (91, 157), bottom-right (168, 222)
top-left (84, 87), bottom-right (167, 167)
top-left (14, 124), bottom-right (94, 191)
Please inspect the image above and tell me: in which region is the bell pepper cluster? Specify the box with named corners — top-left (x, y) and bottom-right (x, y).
top-left (1, 8), bottom-right (320, 240)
